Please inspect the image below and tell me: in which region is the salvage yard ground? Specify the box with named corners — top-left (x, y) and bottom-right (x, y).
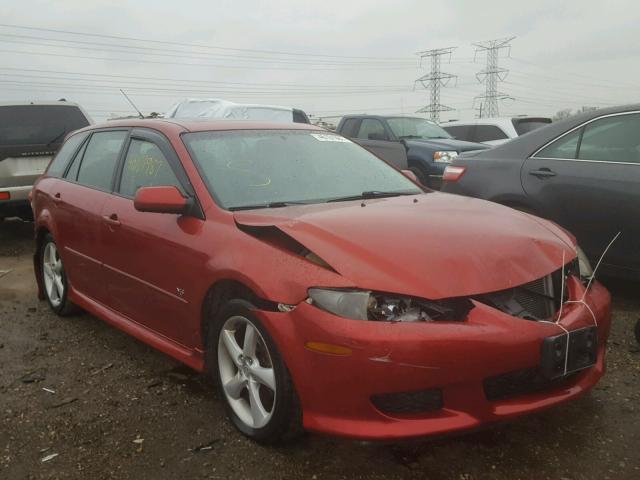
top-left (1, 219), bottom-right (639, 480)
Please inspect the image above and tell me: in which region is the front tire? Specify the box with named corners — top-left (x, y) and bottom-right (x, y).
top-left (40, 234), bottom-right (76, 315)
top-left (208, 300), bottom-right (301, 443)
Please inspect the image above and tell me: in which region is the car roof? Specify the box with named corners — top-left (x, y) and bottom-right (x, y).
top-left (75, 118), bottom-right (324, 136)
top-left (444, 117), bottom-right (550, 127)
top-left (0, 101), bottom-right (84, 108)
top-left (471, 103), bottom-right (640, 159)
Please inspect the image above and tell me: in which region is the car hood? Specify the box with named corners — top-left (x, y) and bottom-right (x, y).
top-left (405, 138), bottom-right (490, 152)
top-left (233, 192), bottom-right (576, 300)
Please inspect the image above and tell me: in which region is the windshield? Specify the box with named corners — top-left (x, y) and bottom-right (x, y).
top-left (386, 117), bottom-right (452, 140)
top-left (183, 130), bottom-right (422, 210)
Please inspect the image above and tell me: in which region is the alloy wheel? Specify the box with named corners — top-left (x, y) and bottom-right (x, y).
top-left (218, 315), bottom-right (276, 429)
top-left (42, 242), bottom-right (64, 308)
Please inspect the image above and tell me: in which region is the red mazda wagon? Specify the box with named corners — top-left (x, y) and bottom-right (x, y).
top-left (32, 119), bottom-right (611, 443)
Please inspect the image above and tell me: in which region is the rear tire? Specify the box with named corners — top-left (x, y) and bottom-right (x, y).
top-left (208, 299), bottom-right (302, 443)
top-left (40, 234), bottom-right (77, 316)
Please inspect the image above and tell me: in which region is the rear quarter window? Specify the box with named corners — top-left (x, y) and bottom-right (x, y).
top-left (46, 132), bottom-right (89, 178)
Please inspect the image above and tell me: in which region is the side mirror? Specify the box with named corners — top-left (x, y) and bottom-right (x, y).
top-left (401, 169), bottom-right (419, 183)
top-left (134, 186), bottom-right (188, 214)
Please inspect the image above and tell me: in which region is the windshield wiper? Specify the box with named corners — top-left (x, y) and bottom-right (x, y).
top-left (228, 201), bottom-right (310, 211)
top-left (326, 191), bottom-right (417, 203)
top-left (398, 135), bottom-right (422, 139)
top-left (46, 128), bottom-right (67, 147)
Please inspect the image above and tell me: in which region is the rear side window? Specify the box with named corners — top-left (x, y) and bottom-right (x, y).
top-left (46, 132), bottom-right (88, 177)
top-left (473, 125), bottom-right (508, 142)
top-left (577, 114), bottom-right (640, 163)
top-left (356, 119), bottom-right (389, 141)
top-left (535, 129), bottom-right (581, 159)
top-left (340, 118), bottom-right (360, 137)
top-left (76, 131), bottom-right (127, 190)
top-left (119, 139), bottom-right (183, 197)
top-left (443, 125), bottom-right (473, 141)
top-left (0, 105), bottom-right (90, 146)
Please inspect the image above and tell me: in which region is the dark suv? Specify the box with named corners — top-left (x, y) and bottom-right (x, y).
top-left (0, 102), bottom-right (91, 220)
top-left (336, 115), bottom-right (488, 188)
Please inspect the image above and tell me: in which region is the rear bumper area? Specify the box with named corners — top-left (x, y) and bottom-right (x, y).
top-left (0, 186), bottom-right (32, 218)
top-left (256, 280), bottom-right (611, 440)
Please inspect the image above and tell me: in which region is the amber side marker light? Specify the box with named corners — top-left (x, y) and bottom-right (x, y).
top-left (442, 165), bottom-right (466, 182)
top-left (305, 341), bottom-right (353, 356)
top-left (0, 192), bottom-right (10, 201)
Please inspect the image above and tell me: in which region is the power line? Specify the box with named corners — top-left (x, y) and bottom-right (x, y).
top-left (0, 48), bottom-right (419, 71)
top-left (414, 47), bottom-right (457, 122)
top-left (0, 66), bottom-right (411, 89)
top-left (473, 37), bottom-right (515, 117)
top-left (0, 33), bottom-right (417, 66)
top-left (0, 23), bottom-right (415, 61)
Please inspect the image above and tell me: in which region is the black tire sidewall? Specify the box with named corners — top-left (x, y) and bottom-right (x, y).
top-left (208, 299), bottom-right (298, 444)
top-left (40, 234), bottom-right (71, 315)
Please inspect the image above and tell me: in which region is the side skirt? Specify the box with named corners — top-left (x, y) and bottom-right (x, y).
top-left (68, 287), bottom-right (205, 372)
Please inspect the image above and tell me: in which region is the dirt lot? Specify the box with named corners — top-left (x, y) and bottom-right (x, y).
top-left (1, 219), bottom-right (639, 480)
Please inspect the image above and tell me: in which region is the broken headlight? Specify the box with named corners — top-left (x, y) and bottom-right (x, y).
top-left (307, 288), bottom-right (472, 322)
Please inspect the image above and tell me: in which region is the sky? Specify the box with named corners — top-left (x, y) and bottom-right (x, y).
top-left (2, 0), bottom-right (639, 124)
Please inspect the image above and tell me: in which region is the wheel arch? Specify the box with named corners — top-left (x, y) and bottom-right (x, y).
top-left (200, 278), bottom-right (279, 353)
top-left (33, 225), bottom-right (52, 300)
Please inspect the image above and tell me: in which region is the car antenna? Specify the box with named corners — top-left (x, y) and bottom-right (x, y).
top-left (120, 89), bottom-right (145, 119)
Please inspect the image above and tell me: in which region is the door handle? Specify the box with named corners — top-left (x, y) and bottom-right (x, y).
top-left (103, 213), bottom-right (121, 227)
top-left (529, 168), bottom-right (557, 178)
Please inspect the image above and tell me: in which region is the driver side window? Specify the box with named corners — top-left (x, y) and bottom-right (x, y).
top-left (119, 139), bottom-right (183, 198)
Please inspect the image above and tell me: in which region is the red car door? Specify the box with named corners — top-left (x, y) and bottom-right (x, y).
top-left (52, 129), bottom-right (128, 304)
top-left (101, 129), bottom-right (205, 347)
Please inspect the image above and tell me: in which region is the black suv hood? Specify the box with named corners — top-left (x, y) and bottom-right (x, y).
top-left (405, 137), bottom-right (489, 152)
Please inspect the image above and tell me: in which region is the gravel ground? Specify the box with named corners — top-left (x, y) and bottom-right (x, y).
top-left (1, 218), bottom-right (639, 480)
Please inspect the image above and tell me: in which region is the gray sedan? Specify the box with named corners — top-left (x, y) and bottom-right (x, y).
top-left (442, 104), bottom-right (640, 280)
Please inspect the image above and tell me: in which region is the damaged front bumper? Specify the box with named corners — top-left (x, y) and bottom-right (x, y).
top-left (255, 277), bottom-right (611, 440)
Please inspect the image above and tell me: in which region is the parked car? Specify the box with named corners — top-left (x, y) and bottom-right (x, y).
top-left (166, 98), bottom-right (310, 124)
top-left (336, 115), bottom-right (489, 188)
top-left (442, 116), bottom-right (552, 146)
top-left (0, 101), bottom-right (92, 220)
top-left (32, 119), bottom-right (611, 443)
top-left (442, 104), bottom-right (640, 280)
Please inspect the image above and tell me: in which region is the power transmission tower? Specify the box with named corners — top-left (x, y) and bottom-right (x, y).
top-left (415, 47), bottom-right (456, 122)
top-left (473, 37), bottom-right (515, 118)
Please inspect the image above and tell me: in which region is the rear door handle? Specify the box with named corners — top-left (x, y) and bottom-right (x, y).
top-left (529, 168), bottom-right (557, 178)
top-left (103, 213), bottom-right (121, 227)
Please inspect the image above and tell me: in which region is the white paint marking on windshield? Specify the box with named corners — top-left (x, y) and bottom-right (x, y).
top-left (309, 133), bottom-right (350, 142)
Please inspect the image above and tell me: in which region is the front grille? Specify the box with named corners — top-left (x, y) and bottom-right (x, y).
top-left (475, 269), bottom-right (564, 321)
top-left (371, 389), bottom-right (443, 415)
top-left (484, 367), bottom-right (577, 401)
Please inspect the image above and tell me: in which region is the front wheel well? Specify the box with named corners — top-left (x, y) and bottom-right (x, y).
top-left (200, 279), bottom-right (278, 351)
